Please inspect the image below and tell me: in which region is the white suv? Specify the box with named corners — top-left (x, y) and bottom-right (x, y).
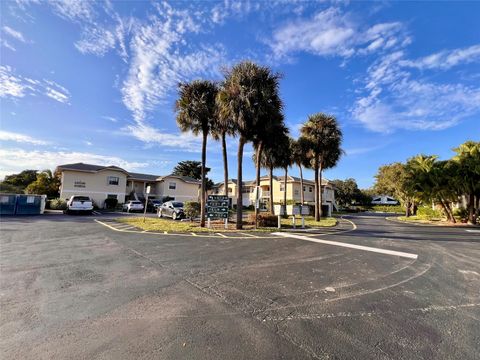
top-left (122, 200), bottom-right (144, 213)
top-left (65, 196), bottom-right (94, 214)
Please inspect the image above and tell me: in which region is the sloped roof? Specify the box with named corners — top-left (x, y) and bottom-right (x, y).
top-left (56, 162), bottom-right (129, 174)
top-left (128, 172), bottom-right (160, 182)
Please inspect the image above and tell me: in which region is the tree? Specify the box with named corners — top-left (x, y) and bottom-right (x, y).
top-left (24, 170), bottom-right (60, 198)
top-left (301, 113), bottom-right (343, 221)
top-left (331, 178), bottom-right (363, 208)
top-left (217, 61), bottom-right (283, 229)
top-left (172, 161), bottom-right (210, 180)
top-left (175, 80), bottom-right (218, 227)
top-left (2, 169), bottom-right (38, 192)
top-left (291, 137), bottom-right (312, 205)
top-left (452, 141), bottom-right (480, 224)
top-left (276, 136), bottom-right (294, 216)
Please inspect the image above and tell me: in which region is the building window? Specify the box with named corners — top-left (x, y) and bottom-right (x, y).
top-left (309, 186), bottom-right (313, 192)
top-left (303, 186), bottom-right (306, 192)
top-left (107, 194), bottom-right (117, 199)
top-left (74, 180), bottom-right (86, 188)
top-left (228, 187), bottom-right (232, 193)
top-left (108, 176), bottom-right (119, 185)
top-left (294, 189), bottom-right (299, 196)
top-left (280, 184), bottom-right (285, 192)
top-left (169, 182), bottom-right (176, 190)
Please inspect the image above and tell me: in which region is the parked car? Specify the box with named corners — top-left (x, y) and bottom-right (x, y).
top-left (158, 201), bottom-right (185, 220)
top-left (65, 195), bottom-right (93, 214)
top-left (147, 199), bottom-right (163, 213)
top-left (122, 200), bottom-right (144, 213)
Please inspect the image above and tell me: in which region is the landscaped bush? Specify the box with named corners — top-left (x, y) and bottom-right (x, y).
top-left (184, 201), bottom-right (201, 220)
top-left (453, 207), bottom-right (468, 221)
top-left (49, 198), bottom-right (67, 210)
top-left (247, 212), bottom-right (278, 227)
top-left (371, 205), bottom-right (404, 213)
top-left (104, 197), bottom-right (118, 209)
top-left (417, 206), bottom-right (443, 219)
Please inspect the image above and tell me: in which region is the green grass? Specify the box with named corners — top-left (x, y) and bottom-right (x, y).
top-left (116, 215), bottom-right (337, 233)
top-left (396, 215), bottom-right (444, 223)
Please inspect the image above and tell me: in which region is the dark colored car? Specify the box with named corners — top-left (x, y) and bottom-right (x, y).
top-left (158, 201), bottom-right (185, 220)
top-left (147, 199), bottom-right (163, 213)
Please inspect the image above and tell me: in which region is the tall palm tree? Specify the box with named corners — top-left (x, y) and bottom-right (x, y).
top-left (276, 136), bottom-right (294, 216)
top-left (301, 113), bottom-right (343, 221)
top-left (176, 80), bottom-right (218, 227)
top-left (291, 137), bottom-right (311, 205)
top-left (217, 61), bottom-right (283, 229)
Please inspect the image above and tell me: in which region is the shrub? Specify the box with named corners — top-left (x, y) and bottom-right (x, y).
top-left (104, 197), bottom-right (118, 209)
top-left (371, 205), bottom-right (404, 213)
top-left (49, 198), bottom-right (67, 210)
top-left (417, 206), bottom-right (442, 219)
top-left (453, 207), bottom-right (468, 221)
top-left (247, 212), bottom-right (278, 227)
top-left (184, 201), bottom-right (201, 220)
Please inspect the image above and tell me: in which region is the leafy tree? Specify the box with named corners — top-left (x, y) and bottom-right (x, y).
top-left (217, 61), bottom-right (283, 229)
top-left (171, 161), bottom-right (210, 180)
top-left (452, 141), bottom-right (480, 224)
top-left (176, 80), bottom-right (218, 227)
top-left (0, 182), bottom-right (23, 194)
top-left (301, 113), bottom-right (343, 220)
top-left (24, 170), bottom-right (60, 198)
top-left (331, 178), bottom-right (363, 207)
top-left (2, 169), bottom-right (38, 192)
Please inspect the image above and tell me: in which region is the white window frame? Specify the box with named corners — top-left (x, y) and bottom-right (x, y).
top-left (107, 176), bottom-right (120, 186)
top-left (168, 182), bottom-right (176, 190)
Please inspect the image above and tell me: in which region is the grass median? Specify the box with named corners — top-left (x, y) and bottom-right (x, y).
top-left (116, 216), bottom-right (337, 233)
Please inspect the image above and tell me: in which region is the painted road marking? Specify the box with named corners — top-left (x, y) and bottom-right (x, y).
top-left (216, 233), bottom-right (228, 238)
top-left (239, 232), bottom-right (259, 238)
top-left (272, 232), bottom-right (418, 259)
top-left (465, 229), bottom-right (480, 233)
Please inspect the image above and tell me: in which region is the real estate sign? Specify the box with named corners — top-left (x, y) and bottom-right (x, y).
top-left (206, 195), bottom-right (229, 219)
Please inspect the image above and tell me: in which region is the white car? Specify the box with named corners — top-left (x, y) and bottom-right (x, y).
top-left (65, 195), bottom-right (94, 214)
top-left (122, 200), bottom-right (144, 213)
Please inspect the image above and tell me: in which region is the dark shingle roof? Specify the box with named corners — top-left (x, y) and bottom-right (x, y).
top-left (56, 163), bottom-right (128, 173)
top-left (128, 172), bottom-right (160, 182)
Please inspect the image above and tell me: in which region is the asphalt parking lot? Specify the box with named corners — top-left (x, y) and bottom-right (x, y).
top-left (1, 213), bottom-right (479, 359)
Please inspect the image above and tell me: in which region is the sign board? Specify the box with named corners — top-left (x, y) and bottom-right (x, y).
top-left (274, 204), bottom-right (285, 216)
top-left (207, 195), bottom-right (229, 219)
top-left (301, 205), bottom-right (310, 215)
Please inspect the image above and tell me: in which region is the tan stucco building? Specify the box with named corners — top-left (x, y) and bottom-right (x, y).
top-left (56, 163), bottom-right (201, 208)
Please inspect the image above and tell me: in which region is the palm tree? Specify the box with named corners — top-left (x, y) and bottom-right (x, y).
top-left (217, 61), bottom-right (283, 229)
top-left (276, 136), bottom-right (294, 216)
top-left (301, 113), bottom-right (343, 221)
top-left (291, 137), bottom-right (311, 205)
top-left (176, 80), bottom-right (218, 227)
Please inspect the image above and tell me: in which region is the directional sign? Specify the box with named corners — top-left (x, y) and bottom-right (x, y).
top-left (207, 195), bottom-right (230, 219)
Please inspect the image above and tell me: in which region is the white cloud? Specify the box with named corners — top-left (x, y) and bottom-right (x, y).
top-left (400, 44), bottom-right (480, 70)
top-left (74, 26), bottom-right (116, 56)
top-left (0, 147), bottom-right (149, 179)
top-left (0, 65), bottom-right (70, 104)
top-left (270, 8), bottom-right (407, 60)
top-left (1, 39), bottom-right (17, 51)
top-left (102, 115), bottom-right (118, 123)
top-left (0, 130), bottom-right (49, 145)
top-left (2, 26), bottom-right (27, 43)
top-left (48, 0), bottom-right (95, 22)
top-left (352, 47), bottom-right (480, 133)
top-left (123, 123), bottom-right (202, 153)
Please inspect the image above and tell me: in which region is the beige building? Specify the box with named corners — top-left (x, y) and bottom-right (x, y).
top-left (211, 175), bottom-right (336, 214)
top-left (56, 163), bottom-right (201, 207)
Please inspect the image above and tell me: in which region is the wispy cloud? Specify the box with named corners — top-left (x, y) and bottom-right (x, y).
top-left (48, 0), bottom-right (95, 23)
top-left (0, 147), bottom-right (149, 178)
top-left (2, 25), bottom-right (27, 43)
top-left (269, 7), bottom-right (408, 60)
top-left (102, 115), bottom-right (118, 123)
top-left (0, 65), bottom-right (70, 104)
top-left (400, 44), bottom-right (480, 70)
top-left (0, 130), bottom-right (49, 145)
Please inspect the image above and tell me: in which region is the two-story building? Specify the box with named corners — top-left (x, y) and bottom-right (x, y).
top-left (211, 175), bottom-right (336, 215)
top-left (56, 163), bottom-right (201, 207)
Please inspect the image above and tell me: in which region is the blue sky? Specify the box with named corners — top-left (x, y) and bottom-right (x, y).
top-left (1, 1), bottom-right (479, 188)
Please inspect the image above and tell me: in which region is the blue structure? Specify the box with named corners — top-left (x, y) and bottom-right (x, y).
top-left (0, 194), bottom-right (46, 215)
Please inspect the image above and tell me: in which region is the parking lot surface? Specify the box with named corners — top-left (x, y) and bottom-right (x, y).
top-left (1, 213), bottom-right (479, 359)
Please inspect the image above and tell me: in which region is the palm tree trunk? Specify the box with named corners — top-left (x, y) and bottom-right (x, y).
top-left (200, 131), bottom-right (208, 227)
top-left (318, 159), bottom-right (323, 219)
top-left (254, 141), bottom-right (263, 229)
top-left (468, 193), bottom-right (475, 224)
top-left (283, 167), bottom-right (288, 218)
top-left (222, 132), bottom-right (229, 197)
top-left (299, 164), bottom-right (304, 205)
top-left (236, 136), bottom-right (245, 230)
top-left (314, 156), bottom-right (320, 222)
top-left (269, 165), bottom-right (274, 214)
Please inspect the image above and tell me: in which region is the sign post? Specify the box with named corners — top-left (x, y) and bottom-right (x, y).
top-left (142, 185), bottom-right (151, 223)
top-left (206, 195), bottom-right (229, 229)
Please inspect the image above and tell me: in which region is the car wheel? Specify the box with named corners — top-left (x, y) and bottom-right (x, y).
top-left (172, 212), bottom-right (177, 220)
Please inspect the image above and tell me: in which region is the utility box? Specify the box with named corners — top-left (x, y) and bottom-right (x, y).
top-left (0, 194), bottom-right (17, 215)
top-left (15, 195), bottom-right (44, 215)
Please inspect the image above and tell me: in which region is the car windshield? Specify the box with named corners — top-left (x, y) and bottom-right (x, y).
top-left (151, 200), bottom-right (161, 204)
top-left (73, 196), bottom-right (90, 201)
top-left (131, 201), bottom-right (142, 204)
top-left (172, 202), bottom-right (183, 208)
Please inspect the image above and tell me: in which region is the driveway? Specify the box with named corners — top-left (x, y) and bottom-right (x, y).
top-left (1, 213), bottom-right (479, 359)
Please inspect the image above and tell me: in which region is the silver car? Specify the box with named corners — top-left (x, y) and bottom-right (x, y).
top-left (122, 200), bottom-right (144, 213)
top-left (158, 201), bottom-right (184, 220)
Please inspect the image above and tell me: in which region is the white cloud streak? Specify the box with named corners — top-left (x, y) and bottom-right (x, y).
top-left (400, 44), bottom-right (480, 70)
top-left (0, 130), bottom-right (49, 145)
top-left (2, 25), bottom-right (27, 42)
top-left (0, 65), bottom-right (70, 104)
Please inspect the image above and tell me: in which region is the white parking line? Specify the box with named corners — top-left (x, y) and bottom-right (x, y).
top-left (216, 233), bottom-right (228, 238)
top-left (239, 232), bottom-right (259, 238)
top-left (465, 229), bottom-right (480, 233)
top-left (272, 232), bottom-right (418, 259)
